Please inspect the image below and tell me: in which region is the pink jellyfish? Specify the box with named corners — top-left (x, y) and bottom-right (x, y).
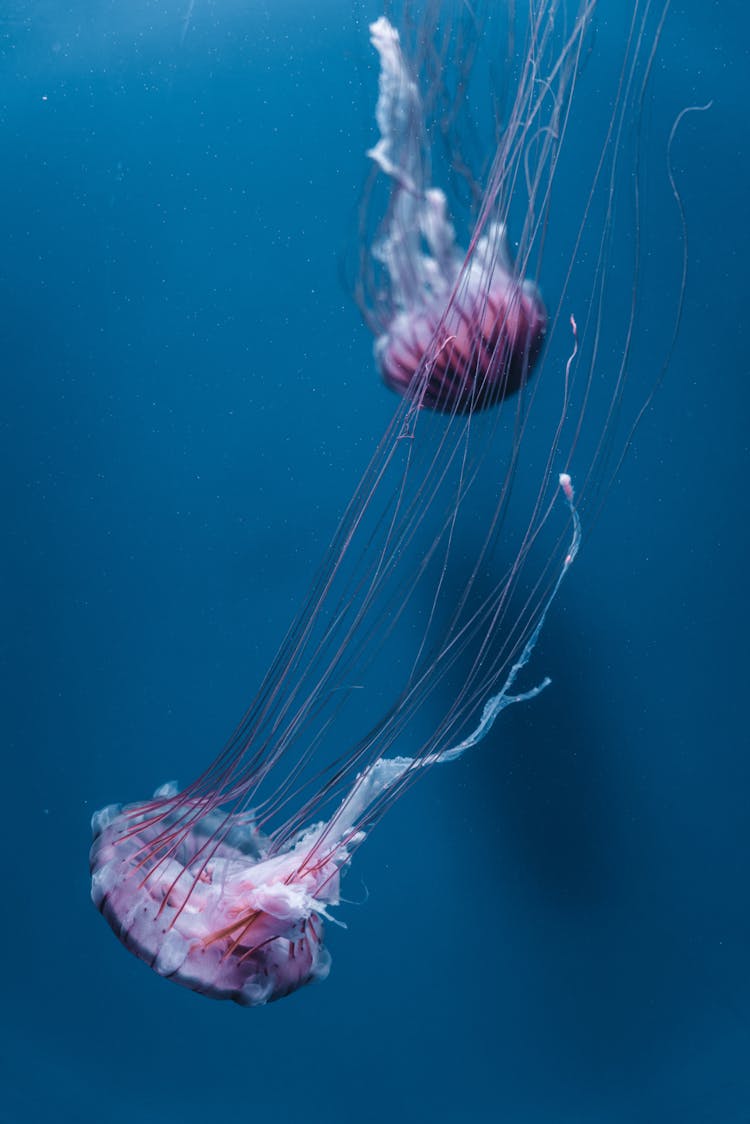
top-left (91, 1), bottom-right (681, 1006)
top-left (363, 17), bottom-right (547, 413)
top-left (91, 475), bottom-right (579, 1005)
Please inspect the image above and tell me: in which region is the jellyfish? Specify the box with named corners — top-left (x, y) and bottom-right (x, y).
top-left (91, 1), bottom-right (680, 1006)
top-left (91, 474), bottom-right (579, 1005)
top-left (361, 16), bottom-right (548, 413)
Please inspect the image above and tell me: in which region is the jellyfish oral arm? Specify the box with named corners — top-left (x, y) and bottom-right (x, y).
top-left (433, 472), bottom-right (580, 763)
top-left (367, 18), bottom-right (460, 309)
top-left (367, 17), bottom-right (421, 195)
top-left (323, 474), bottom-right (581, 839)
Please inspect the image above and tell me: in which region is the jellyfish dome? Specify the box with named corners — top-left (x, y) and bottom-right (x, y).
top-left (91, 785), bottom-right (343, 1005)
top-left (366, 17), bottom-right (547, 413)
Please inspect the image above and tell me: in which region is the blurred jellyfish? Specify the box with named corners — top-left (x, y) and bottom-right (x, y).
top-left (363, 16), bottom-right (547, 412)
top-left (91, 1), bottom-right (683, 1006)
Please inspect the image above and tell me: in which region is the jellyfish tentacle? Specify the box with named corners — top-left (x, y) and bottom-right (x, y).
top-left (435, 471), bottom-right (580, 764)
top-left (319, 474), bottom-right (581, 846)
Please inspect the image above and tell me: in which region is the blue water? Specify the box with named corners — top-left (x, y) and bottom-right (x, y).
top-left (2, 3), bottom-right (748, 1121)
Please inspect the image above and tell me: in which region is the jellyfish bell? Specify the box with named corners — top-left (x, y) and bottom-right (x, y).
top-left (375, 212), bottom-right (548, 413)
top-left (90, 786), bottom-right (342, 1005)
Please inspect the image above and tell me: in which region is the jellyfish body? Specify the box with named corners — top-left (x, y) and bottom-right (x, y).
top-left (91, 478), bottom-right (578, 1005)
top-left (366, 17), bottom-right (547, 413)
top-left (91, 787), bottom-right (342, 1005)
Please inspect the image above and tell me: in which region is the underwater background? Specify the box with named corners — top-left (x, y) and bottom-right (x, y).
top-left (1, 2), bottom-right (748, 1121)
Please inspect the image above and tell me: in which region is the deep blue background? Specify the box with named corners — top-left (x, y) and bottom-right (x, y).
top-left (1, 2), bottom-right (748, 1121)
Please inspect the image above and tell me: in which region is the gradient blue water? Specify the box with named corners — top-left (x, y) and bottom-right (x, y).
top-left (1, 3), bottom-right (748, 1121)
